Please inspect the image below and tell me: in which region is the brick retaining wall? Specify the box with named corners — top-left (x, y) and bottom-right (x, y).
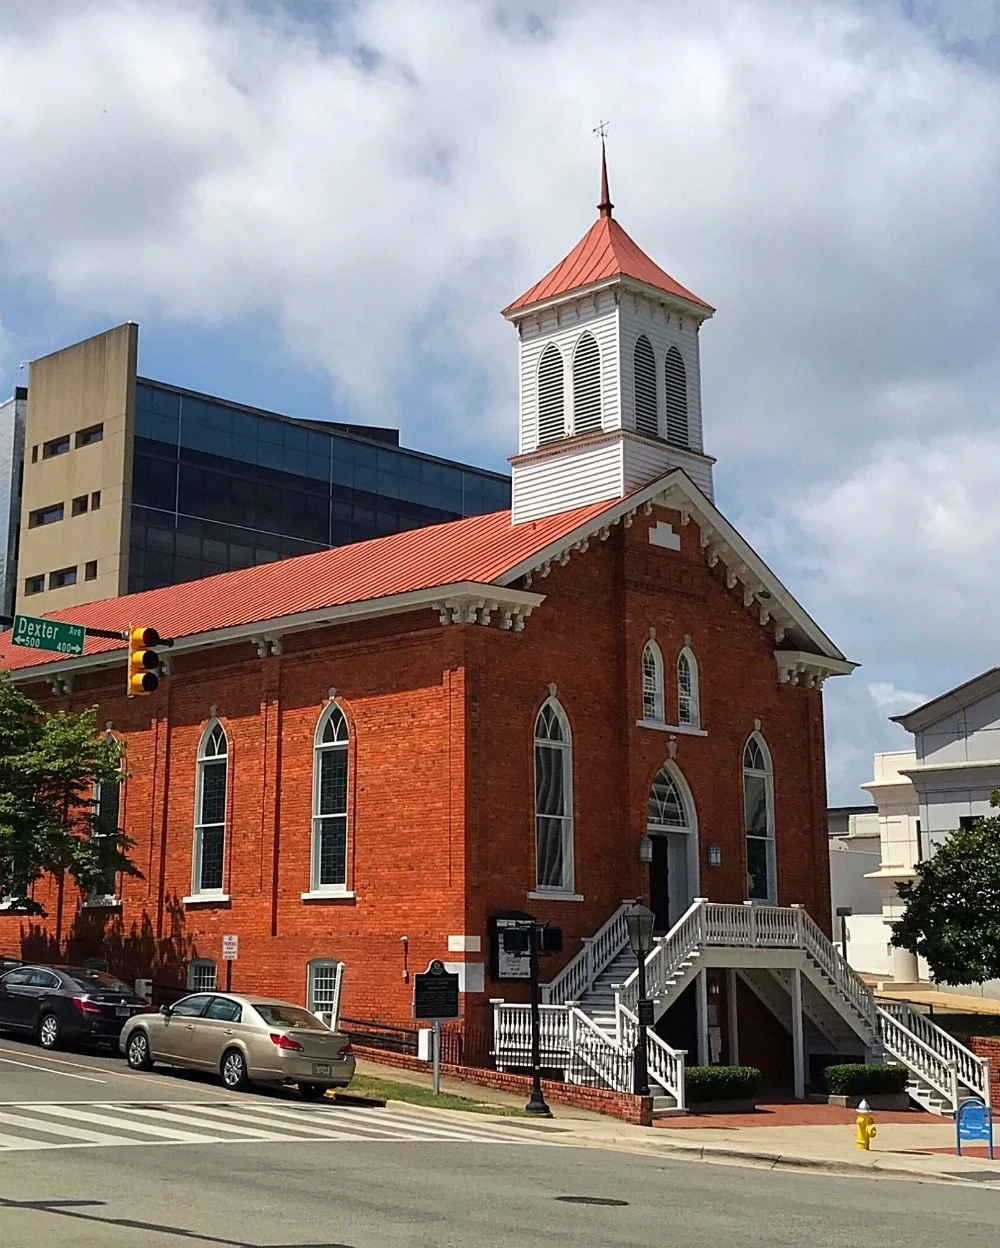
top-left (967, 1036), bottom-right (1000, 1106)
top-left (353, 1044), bottom-right (653, 1126)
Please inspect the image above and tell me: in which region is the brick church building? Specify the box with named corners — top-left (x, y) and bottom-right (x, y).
top-left (0, 153), bottom-right (855, 1080)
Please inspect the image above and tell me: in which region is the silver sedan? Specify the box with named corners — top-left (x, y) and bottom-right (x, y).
top-left (119, 991), bottom-right (355, 1099)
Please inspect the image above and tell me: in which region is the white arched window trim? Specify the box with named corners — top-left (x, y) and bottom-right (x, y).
top-left (571, 332), bottom-right (602, 435)
top-left (87, 730), bottom-right (123, 907)
top-left (641, 640), bottom-right (664, 723)
top-left (633, 333), bottom-right (658, 437)
top-left (188, 719), bottom-right (229, 903)
top-left (645, 759), bottom-right (701, 904)
top-left (303, 702), bottom-right (355, 899)
top-left (677, 647), bottom-right (700, 729)
top-left (307, 958), bottom-right (345, 1028)
top-left (531, 697), bottom-right (577, 898)
top-left (743, 732), bottom-right (776, 902)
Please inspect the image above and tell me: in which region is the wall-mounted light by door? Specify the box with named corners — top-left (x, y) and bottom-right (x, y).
top-left (706, 843), bottom-right (722, 867)
top-left (638, 836), bottom-right (654, 864)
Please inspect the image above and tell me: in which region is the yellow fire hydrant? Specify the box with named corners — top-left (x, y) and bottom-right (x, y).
top-left (856, 1098), bottom-right (877, 1151)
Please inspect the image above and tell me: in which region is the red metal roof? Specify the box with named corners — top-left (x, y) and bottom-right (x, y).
top-left (0, 498), bottom-right (616, 673)
top-left (503, 214), bottom-right (712, 316)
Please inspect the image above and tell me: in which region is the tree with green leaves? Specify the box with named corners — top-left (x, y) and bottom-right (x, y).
top-left (0, 671), bottom-right (141, 915)
top-left (892, 792), bottom-right (1000, 984)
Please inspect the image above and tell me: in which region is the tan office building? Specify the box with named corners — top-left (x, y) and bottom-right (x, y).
top-left (12, 324), bottom-right (510, 618)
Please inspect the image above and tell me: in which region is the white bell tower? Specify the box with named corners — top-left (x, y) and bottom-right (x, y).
top-left (503, 145), bottom-right (715, 525)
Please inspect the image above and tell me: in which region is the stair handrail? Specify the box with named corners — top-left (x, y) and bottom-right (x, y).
top-left (880, 1000), bottom-right (989, 1104)
top-left (618, 898), bottom-right (705, 1011)
top-left (567, 1005), bottom-right (631, 1091)
top-left (794, 906), bottom-right (876, 1027)
top-left (617, 1003), bottom-right (686, 1108)
top-left (541, 900), bottom-right (634, 1006)
top-left (876, 1004), bottom-right (966, 1107)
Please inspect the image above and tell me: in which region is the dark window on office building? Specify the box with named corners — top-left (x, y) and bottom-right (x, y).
top-left (28, 503), bottom-right (64, 528)
top-left (72, 495), bottom-right (89, 516)
top-left (128, 382), bottom-right (511, 593)
top-left (75, 424), bottom-right (104, 448)
top-left (42, 435), bottom-right (71, 459)
top-left (49, 566), bottom-right (77, 589)
top-left (85, 560), bottom-right (98, 581)
top-left (24, 574), bottom-right (44, 596)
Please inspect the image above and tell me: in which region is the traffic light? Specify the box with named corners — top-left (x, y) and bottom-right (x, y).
top-left (128, 625), bottom-right (162, 696)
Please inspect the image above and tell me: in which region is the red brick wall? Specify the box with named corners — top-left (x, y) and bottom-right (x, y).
top-left (1, 501), bottom-right (832, 1063)
top-left (967, 1037), bottom-right (1000, 1105)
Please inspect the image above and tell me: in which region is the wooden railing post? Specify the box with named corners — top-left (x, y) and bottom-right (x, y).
top-left (743, 900), bottom-right (757, 947)
top-left (581, 936), bottom-right (595, 990)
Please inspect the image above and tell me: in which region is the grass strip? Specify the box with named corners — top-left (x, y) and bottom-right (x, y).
top-left (339, 1073), bottom-right (526, 1116)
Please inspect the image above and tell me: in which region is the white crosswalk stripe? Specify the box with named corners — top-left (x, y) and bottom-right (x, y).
top-left (0, 1100), bottom-right (551, 1153)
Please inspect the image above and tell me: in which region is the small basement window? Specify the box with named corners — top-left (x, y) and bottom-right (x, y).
top-left (72, 495), bottom-right (89, 516)
top-left (28, 503), bottom-right (64, 528)
top-left (75, 424), bottom-right (104, 448)
top-left (42, 435), bottom-right (71, 459)
top-left (49, 566), bottom-right (77, 589)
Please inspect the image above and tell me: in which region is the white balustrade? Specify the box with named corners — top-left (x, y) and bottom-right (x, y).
top-left (542, 901), bottom-right (633, 1005)
top-left (618, 1004), bottom-right (685, 1106)
top-left (878, 1001), bottom-right (988, 1105)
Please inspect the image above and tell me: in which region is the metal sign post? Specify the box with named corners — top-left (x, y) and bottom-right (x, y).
top-left (413, 959), bottom-right (460, 1096)
top-left (222, 934), bottom-right (238, 992)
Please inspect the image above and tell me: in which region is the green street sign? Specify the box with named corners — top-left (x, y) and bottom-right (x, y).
top-left (11, 613), bottom-right (85, 656)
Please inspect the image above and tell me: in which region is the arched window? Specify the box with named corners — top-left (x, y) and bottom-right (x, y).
top-left (537, 344), bottom-right (566, 444)
top-left (312, 703), bottom-right (349, 892)
top-left (534, 698), bottom-right (574, 892)
top-left (90, 732), bottom-right (122, 904)
top-left (633, 334), bottom-right (658, 437)
top-left (744, 734), bottom-right (776, 901)
top-left (193, 721), bottom-right (228, 896)
top-left (648, 765), bottom-right (691, 830)
top-left (665, 345), bottom-right (689, 447)
top-left (677, 647), bottom-right (700, 729)
top-left (307, 959), bottom-right (345, 1026)
top-left (572, 332), bottom-right (602, 434)
top-left (642, 639), bottom-right (664, 722)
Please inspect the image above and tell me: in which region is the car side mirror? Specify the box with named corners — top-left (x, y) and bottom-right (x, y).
top-left (159, 1004), bottom-right (172, 1017)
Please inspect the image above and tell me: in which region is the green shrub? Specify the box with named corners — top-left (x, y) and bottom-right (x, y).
top-left (685, 1065), bottom-right (762, 1104)
top-left (823, 1063), bottom-right (909, 1097)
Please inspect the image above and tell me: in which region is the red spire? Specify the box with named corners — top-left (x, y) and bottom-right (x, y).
top-left (598, 140), bottom-right (613, 218)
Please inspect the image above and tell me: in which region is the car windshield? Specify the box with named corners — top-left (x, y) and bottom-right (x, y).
top-left (65, 969), bottom-right (132, 994)
top-left (252, 1002), bottom-right (328, 1030)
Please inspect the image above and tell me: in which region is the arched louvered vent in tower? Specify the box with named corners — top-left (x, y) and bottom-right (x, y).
top-left (665, 345), bottom-right (689, 447)
top-left (633, 335), bottom-right (658, 437)
top-left (572, 333), bottom-right (602, 434)
top-left (537, 345), bottom-right (566, 444)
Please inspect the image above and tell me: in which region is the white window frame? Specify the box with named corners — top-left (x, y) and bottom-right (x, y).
top-left (633, 333), bottom-right (659, 437)
top-left (536, 343), bottom-right (566, 444)
top-left (307, 959), bottom-right (345, 1028)
top-left (641, 640), bottom-right (665, 723)
top-left (571, 332), bottom-right (602, 434)
top-left (533, 697), bottom-right (575, 895)
top-left (309, 703), bottom-right (350, 895)
top-left (743, 732), bottom-right (777, 903)
top-left (187, 959), bottom-right (217, 992)
top-left (677, 647), bottom-right (700, 729)
top-left (191, 720), bottom-right (228, 900)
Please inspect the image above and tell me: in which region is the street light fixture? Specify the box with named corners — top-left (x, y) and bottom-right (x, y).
top-left (625, 900), bottom-right (656, 1098)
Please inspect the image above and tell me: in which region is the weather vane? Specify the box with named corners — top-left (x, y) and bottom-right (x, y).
top-left (593, 120), bottom-right (609, 140)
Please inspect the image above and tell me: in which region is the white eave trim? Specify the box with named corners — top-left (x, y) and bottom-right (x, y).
top-left (898, 760), bottom-right (1000, 778)
top-left (503, 273), bottom-right (714, 325)
top-left (497, 467), bottom-right (853, 666)
top-left (775, 650), bottom-right (857, 688)
top-left (5, 581), bottom-right (545, 685)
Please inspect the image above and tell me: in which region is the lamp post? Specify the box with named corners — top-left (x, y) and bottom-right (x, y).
top-left (625, 900), bottom-right (656, 1098)
top-left (835, 906), bottom-right (852, 963)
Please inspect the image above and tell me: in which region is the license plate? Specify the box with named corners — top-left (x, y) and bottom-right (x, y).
top-left (313, 1063), bottom-right (332, 1077)
top-left (116, 1007), bottom-right (131, 1017)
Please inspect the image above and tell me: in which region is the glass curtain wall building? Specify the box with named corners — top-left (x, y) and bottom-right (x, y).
top-left (129, 380), bottom-right (511, 593)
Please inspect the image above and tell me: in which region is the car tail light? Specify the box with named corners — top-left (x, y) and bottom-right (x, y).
top-left (340, 1042), bottom-right (353, 1056)
top-left (269, 1032), bottom-right (304, 1051)
top-left (72, 996), bottom-right (103, 1015)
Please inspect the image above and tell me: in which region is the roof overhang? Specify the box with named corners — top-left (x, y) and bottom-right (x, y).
top-left (5, 581), bottom-right (546, 689)
top-left (497, 468), bottom-right (854, 668)
top-left (891, 667), bottom-right (1000, 733)
top-left (502, 273), bottom-right (714, 325)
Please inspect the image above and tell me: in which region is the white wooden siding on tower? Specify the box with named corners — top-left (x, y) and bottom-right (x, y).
top-left (511, 438), bottom-right (623, 524)
top-left (621, 435), bottom-right (715, 501)
top-left (617, 296), bottom-right (704, 455)
top-left (517, 295), bottom-right (619, 453)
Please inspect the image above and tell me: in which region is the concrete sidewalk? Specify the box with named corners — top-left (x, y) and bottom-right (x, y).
top-left (357, 1059), bottom-right (1000, 1184)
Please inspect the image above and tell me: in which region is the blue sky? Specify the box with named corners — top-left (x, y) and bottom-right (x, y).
top-left (2, 0), bottom-right (999, 803)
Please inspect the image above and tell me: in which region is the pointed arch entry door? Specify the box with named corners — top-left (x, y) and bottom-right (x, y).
top-left (647, 764), bottom-right (698, 934)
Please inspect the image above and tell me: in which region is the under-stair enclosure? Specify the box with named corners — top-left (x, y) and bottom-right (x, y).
top-left (491, 899), bottom-right (990, 1116)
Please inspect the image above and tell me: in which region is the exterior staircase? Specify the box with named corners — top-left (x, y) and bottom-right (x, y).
top-left (492, 898), bottom-right (991, 1117)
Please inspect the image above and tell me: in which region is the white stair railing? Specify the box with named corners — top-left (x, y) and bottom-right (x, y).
top-left (876, 1005), bottom-right (965, 1107)
top-left (617, 1004), bottom-right (685, 1107)
top-left (879, 1001), bottom-right (989, 1105)
top-left (794, 906), bottom-right (876, 1028)
top-left (491, 1002), bottom-right (570, 1067)
top-left (541, 901), bottom-right (633, 1005)
top-left (619, 899), bottom-right (705, 1012)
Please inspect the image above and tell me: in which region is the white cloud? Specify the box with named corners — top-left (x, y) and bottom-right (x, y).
top-left (868, 681), bottom-right (928, 716)
top-left (2, 0), bottom-right (1000, 798)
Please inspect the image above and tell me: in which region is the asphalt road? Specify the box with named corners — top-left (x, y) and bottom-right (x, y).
top-left (0, 1033), bottom-right (999, 1247)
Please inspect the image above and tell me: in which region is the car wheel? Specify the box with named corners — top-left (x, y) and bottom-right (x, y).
top-left (298, 1083), bottom-right (327, 1101)
top-left (126, 1029), bottom-right (154, 1071)
top-left (38, 1013), bottom-right (61, 1051)
top-left (221, 1047), bottom-right (251, 1092)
